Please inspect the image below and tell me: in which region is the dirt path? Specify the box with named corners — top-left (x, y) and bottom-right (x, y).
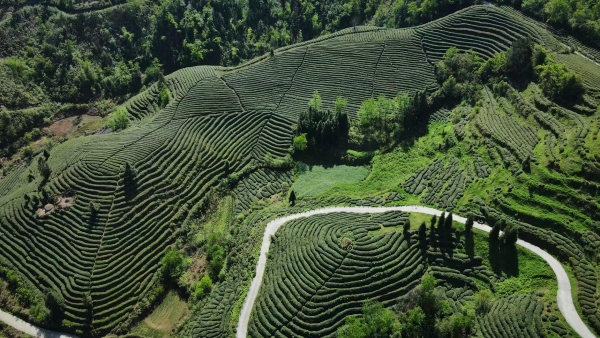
top-left (0, 309), bottom-right (77, 338)
top-left (236, 205), bottom-right (596, 338)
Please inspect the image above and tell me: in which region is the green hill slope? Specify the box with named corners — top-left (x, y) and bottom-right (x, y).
top-left (0, 4), bottom-right (599, 337)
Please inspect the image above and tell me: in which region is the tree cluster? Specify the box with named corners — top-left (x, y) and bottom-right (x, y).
top-left (295, 91), bottom-right (349, 152)
top-left (337, 275), bottom-right (475, 338)
top-left (351, 91), bottom-right (427, 148)
top-left (436, 38), bottom-right (584, 103)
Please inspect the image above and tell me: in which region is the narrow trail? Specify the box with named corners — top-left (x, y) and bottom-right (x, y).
top-left (236, 205), bottom-right (596, 338)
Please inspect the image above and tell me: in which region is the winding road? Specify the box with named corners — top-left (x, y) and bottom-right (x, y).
top-left (0, 205), bottom-right (595, 338)
top-left (0, 309), bottom-right (76, 338)
top-left (236, 205), bottom-right (596, 338)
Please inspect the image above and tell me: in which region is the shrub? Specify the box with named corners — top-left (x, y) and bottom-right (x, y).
top-left (207, 243), bottom-right (224, 280)
top-left (37, 157), bottom-right (51, 180)
top-left (403, 219), bottom-right (411, 233)
top-left (293, 133), bottom-right (308, 152)
top-left (474, 290), bottom-right (493, 315)
top-left (502, 223), bottom-right (519, 246)
top-left (161, 249), bottom-right (185, 281)
top-left (106, 106), bottom-right (130, 131)
top-left (160, 88), bottom-right (170, 107)
top-left (536, 62), bottom-right (584, 100)
top-left (337, 301), bottom-right (401, 338)
top-left (193, 275), bottom-right (213, 299)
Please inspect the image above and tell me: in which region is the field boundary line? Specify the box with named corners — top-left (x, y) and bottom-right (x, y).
top-left (236, 205), bottom-right (596, 338)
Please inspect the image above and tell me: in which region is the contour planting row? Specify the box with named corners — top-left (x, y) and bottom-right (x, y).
top-left (416, 6), bottom-right (545, 61)
top-left (248, 211), bottom-right (425, 338)
top-left (233, 168), bottom-right (294, 215)
top-left (476, 96), bottom-right (539, 162)
top-left (403, 157), bottom-right (471, 208)
top-left (477, 294), bottom-right (545, 338)
top-left (0, 97), bottom-right (292, 334)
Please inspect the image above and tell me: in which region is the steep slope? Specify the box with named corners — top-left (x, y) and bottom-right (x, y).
top-left (0, 5), bottom-right (598, 336)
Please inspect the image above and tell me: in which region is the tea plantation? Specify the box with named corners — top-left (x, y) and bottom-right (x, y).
top-left (0, 4), bottom-right (599, 338)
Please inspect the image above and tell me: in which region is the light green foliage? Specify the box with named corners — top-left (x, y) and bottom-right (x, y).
top-left (335, 96), bottom-right (348, 114)
top-left (337, 301), bottom-right (402, 338)
top-left (353, 94), bottom-right (411, 146)
top-left (474, 290), bottom-right (493, 315)
top-left (106, 106), bottom-right (130, 131)
top-left (193, 275), bottom-right (213, 299)
top-left (309, 90), bottom-right (322, 110)
top-left (159, 87), bottom-right (170, 108)
top-left (293, 163), bottom-right (368, 197)
top-left (293, 133), bottom-right (308, 152)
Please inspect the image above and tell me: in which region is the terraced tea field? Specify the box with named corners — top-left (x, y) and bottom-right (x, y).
top-left (0, 4), bottom-right (599, 338)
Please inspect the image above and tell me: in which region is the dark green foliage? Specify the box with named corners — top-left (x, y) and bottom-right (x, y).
top-left (465, 216), bottom-right (474, 232)
top-left (193, 275), bottom-right (213, 300)
top-left (522, 155), bottom-right (531, 173)
top-left (45, 288), bottom-right (65, 319)
top-left (430, 215), bottom-right (437, 228)
top-left (437, 212), bottom-right (446, 229)
top-left (501, 223), bottom-right (519, 246)
top-left (161, 249), bottom-right (185, 282)
top-left (289, 190), bottom-right (297, 206)
top-left (490, 224), bottom-right (501, 241)
top-left (418, 274), bottom-right (439, 316)
top-left (404, 219), bottom-right (411, 233)
top-left (506, 38), bottom-right (534, 80)
top-left (474, 290), bottom-right (492, 315)
top-left (37, 157), bottom-right (51, 180)
top-left (444, 212), bottom-right (453, 230)
top-left (536, 62), bottom-right (584, 100)
top-left (297, 92), bottom-right (349, 150)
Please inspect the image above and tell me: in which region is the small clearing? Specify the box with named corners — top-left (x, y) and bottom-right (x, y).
top-left (292, 163), bottom-right (368, 198)
top-left (131, 291), bottom-right (188, 337)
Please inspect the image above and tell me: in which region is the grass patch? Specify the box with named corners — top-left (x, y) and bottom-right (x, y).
top-left (130, 291), bottom-right (188, 338)
top-left (470, 230), bottom-right (556, 299)
top-left (293, 162), bottom-right (368, 198)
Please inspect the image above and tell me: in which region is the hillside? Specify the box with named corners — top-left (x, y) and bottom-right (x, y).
top-left (0, 4), bottom-right (599, 338)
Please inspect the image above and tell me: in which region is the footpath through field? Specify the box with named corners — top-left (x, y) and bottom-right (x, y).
top-left (236, 205), bottom-right (597, 338)
top-left (0, 309), bottom-right (77, 337)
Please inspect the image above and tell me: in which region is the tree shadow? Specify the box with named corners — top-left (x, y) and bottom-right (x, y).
top-left (464, 231), bottom-right (474, 259)
top-left (501, 244), bottom-right (519, 277)
top-left (488, 238), bottom-right (502, 275)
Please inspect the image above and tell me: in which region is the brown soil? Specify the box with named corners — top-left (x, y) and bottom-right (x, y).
top-left (44, 114), bottom-right (100, 138)
top-left (187, 254), bottom-right (208, 286)
top-left (56, 196), bottom-right (74, 210)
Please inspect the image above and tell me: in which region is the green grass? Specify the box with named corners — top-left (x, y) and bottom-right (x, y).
top-left (470, 230), bottom-right (556, 299)
top-left (292, 163), bottom-right (369, 198)
top-left (130, 291), bottom-right (188, 338)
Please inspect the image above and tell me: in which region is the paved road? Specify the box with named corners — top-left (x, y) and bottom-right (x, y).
top-left (0, 309), bottom-right (77, 338)
top-left (236, 205), bottom-right (596, 338)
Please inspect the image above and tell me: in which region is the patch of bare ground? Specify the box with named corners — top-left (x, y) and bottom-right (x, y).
top-left (44, 114), bottom-right (100, 138)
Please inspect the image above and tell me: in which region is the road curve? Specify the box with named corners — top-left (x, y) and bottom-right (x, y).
top-left (0, 309), bottom-right (77, 338)
top-left (236, 205), bottom-right (596, 338)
